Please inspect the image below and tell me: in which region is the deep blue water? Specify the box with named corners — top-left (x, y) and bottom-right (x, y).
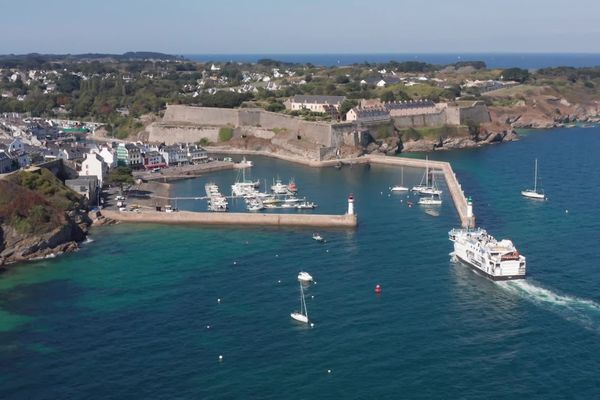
top-left (1, 127), bottom-right (600, 399)
top-left (185, 53), bottom-right (600, 69)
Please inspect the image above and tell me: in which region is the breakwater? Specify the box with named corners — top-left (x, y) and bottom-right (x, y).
top-left (99, 210), bottom-right (357, 228)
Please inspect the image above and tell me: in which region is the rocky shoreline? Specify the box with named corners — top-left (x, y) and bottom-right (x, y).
top-left (0, 209), bottom-right (92, 267)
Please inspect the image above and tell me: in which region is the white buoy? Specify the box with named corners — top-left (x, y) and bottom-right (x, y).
top-left (275, 254), bottom-right (279, 257)
top-left (326, 249), bottom-right (329, 253)
top-left (219, 355), bottom-right (223, 362)
top-left (565, 209), bottom-right (569, 214)
top-left (233, 261), bottom-right (237, 265)
top-left (311, 295), bottom-right (314, 299)
top-left (310, 323), bottom-right (315, 327)
top-left (217, 298), bottom-right (221, 303)
top-left (278, 280), bottom-right (281, 283)
top-left (207, 325), bottom-right (210, 329)
top-left (327, 369), bottom-right (331, 374)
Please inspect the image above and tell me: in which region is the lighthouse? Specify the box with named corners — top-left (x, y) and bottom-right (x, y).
top-left (347, 194), bottom-right (355, 215)
top-left (466, 196), bottom-right (473, 219)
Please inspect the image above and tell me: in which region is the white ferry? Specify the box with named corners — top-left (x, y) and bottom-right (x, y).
top-left (448, 228), bottom-right (526, 280)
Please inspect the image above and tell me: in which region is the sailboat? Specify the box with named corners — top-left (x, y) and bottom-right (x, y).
top-left (391, 167), bottom-right (409, 192)
top-left (290, 282), bottom-right (309, 324)
top-left (521, 158), bottom-right (546, 200)
top-left (412, 157), bottom-right (442, 195)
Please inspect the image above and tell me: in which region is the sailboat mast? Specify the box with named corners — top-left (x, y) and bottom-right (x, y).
top-left (425, 156), bottom-right (429, 186)
top-left (401, 167), bottom-right (404, 186)
top-left (534, 159), bottom-right (538, 192)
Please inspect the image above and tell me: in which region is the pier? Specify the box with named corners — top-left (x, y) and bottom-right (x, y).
top-left (99, 210), bottom-right (357, 228)
top-left (366, 155), bottom-right (475, 228)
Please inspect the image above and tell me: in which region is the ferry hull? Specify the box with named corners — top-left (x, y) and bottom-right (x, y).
top-left (455, 254), bottom-right (525, 281)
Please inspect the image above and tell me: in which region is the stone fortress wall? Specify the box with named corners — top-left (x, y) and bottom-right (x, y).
top-left (149, 103), bottom-right (491, 158)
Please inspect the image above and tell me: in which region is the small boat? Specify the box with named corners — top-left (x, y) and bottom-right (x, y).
top-left (298, 271), bottom-right (313, 282)
top-left (296, 201), bottom-right (317, 209)
top-left (391, 167), bottom-right (409, 192)
top-left (240, 156), bottom-right (253, 167)
top-left (271, 179), bottom-right (289, 195)
top-left (287, 179), bottom-right (298, 193)
top-left (418, 195), bottom-right (442, 205)
top-left (312, 233), bottom-right (325, 242)
top-left (290, 283), bottom-right (310, 324)
top-left (521, 158), bottom-right (546, 200)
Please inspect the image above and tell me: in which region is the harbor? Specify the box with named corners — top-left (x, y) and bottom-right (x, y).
top-left (207, 149), bottom-right (476, 228)
top-left (104, 152), bottom-right (473, 229)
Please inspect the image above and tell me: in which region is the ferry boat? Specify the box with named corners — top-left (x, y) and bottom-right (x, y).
top-left (448, 228), bottom-right (526, 280)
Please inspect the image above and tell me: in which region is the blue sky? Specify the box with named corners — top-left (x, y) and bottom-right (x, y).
top-left (2, 0), bottom-right (600, 54)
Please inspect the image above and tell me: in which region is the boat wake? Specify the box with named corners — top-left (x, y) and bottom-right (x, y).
top-left (498, 280), bottom-right (600, 333)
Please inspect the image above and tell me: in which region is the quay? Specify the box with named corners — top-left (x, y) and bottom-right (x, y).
top-left (99, 209), bottom-right (357, 228)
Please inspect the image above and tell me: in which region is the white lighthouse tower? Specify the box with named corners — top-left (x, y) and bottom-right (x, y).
top-left (466, 196), bottom-right (473, 219)
top-left (347, 194), bottom-right (355, 215)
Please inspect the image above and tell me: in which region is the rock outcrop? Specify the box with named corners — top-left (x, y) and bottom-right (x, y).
top-left (0, 168), bottom-right (92, 267)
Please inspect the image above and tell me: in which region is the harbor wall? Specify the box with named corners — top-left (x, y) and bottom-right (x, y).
top-left (100, 210), bottom-right (358, 228)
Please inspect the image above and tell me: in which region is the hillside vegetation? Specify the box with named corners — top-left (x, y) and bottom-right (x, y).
top-left (0, 169), bottom-right (83, 235)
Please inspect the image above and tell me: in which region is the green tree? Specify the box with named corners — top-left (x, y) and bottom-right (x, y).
top-left (339, 99), bottom-right (358, 116)
top-left (501, 68), bottom-right (530, 83)
top-left (381, 91), bottom-right (395, 102)
top-left (266, 101), bottom-right (285, 112)
top-left (107, 166), bottom-right (134, 193)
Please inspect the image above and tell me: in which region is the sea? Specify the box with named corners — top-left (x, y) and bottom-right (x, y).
top-left (184, 53), bottom-right (600, 69)
top-left (1, 126), bottom-right (599, 399)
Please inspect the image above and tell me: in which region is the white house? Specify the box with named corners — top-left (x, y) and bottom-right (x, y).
top-left (80, 152), bottom-right (108, 187)
top-left (287, 95), bottom-right (346, 113)
top-left (92, 146), bottom-right (117, 168)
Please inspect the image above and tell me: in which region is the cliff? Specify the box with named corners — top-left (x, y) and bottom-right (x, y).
top-left (0, 168), bottom-right (91, 267)
top-left (484, 85), bottom-right (600, 129)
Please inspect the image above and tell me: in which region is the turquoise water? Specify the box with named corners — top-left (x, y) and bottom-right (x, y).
top-left (1, 127), bottom-right (600, 399)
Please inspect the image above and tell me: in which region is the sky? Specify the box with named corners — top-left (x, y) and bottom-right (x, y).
top-left (2, 0), bottom-right (600, 54)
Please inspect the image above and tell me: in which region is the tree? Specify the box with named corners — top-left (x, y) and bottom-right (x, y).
top-left (107, 166), bottom-right (134, 193)
top-left (335, 75), bottom-right (350, 84)
top-left (266, 101), bottom-right (285, 112)
top-left (501, 68), bottom-right (530, 83)
top-left (339, 99), bottom-right (358, 116)
top-left (381, 91), bottom-right (395, 102)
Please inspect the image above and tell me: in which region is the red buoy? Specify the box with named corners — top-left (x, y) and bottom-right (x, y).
top-left (374, 284), bottom-right (382, 294)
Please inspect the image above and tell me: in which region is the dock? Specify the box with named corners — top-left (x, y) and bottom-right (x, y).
top-left (99, 210), bottom-right (357, 228)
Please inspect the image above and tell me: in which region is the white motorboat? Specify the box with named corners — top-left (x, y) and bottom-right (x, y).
top-left (418, 195), bottom-right (442, 205)
top-left (391, 167), bottom-right (409, 192)
top-left (290, 283), bottom-right (310, 324)
top-left (296, 201), bottom-right (317, 209)
top-left (521, 158), bottom-right (546, 200)
top-left (271, 179), bottom-right (289, 195)
top-left (297, 271), bottom-right (314, 282)
top-left (312, 233), bottom-right (325, 242)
